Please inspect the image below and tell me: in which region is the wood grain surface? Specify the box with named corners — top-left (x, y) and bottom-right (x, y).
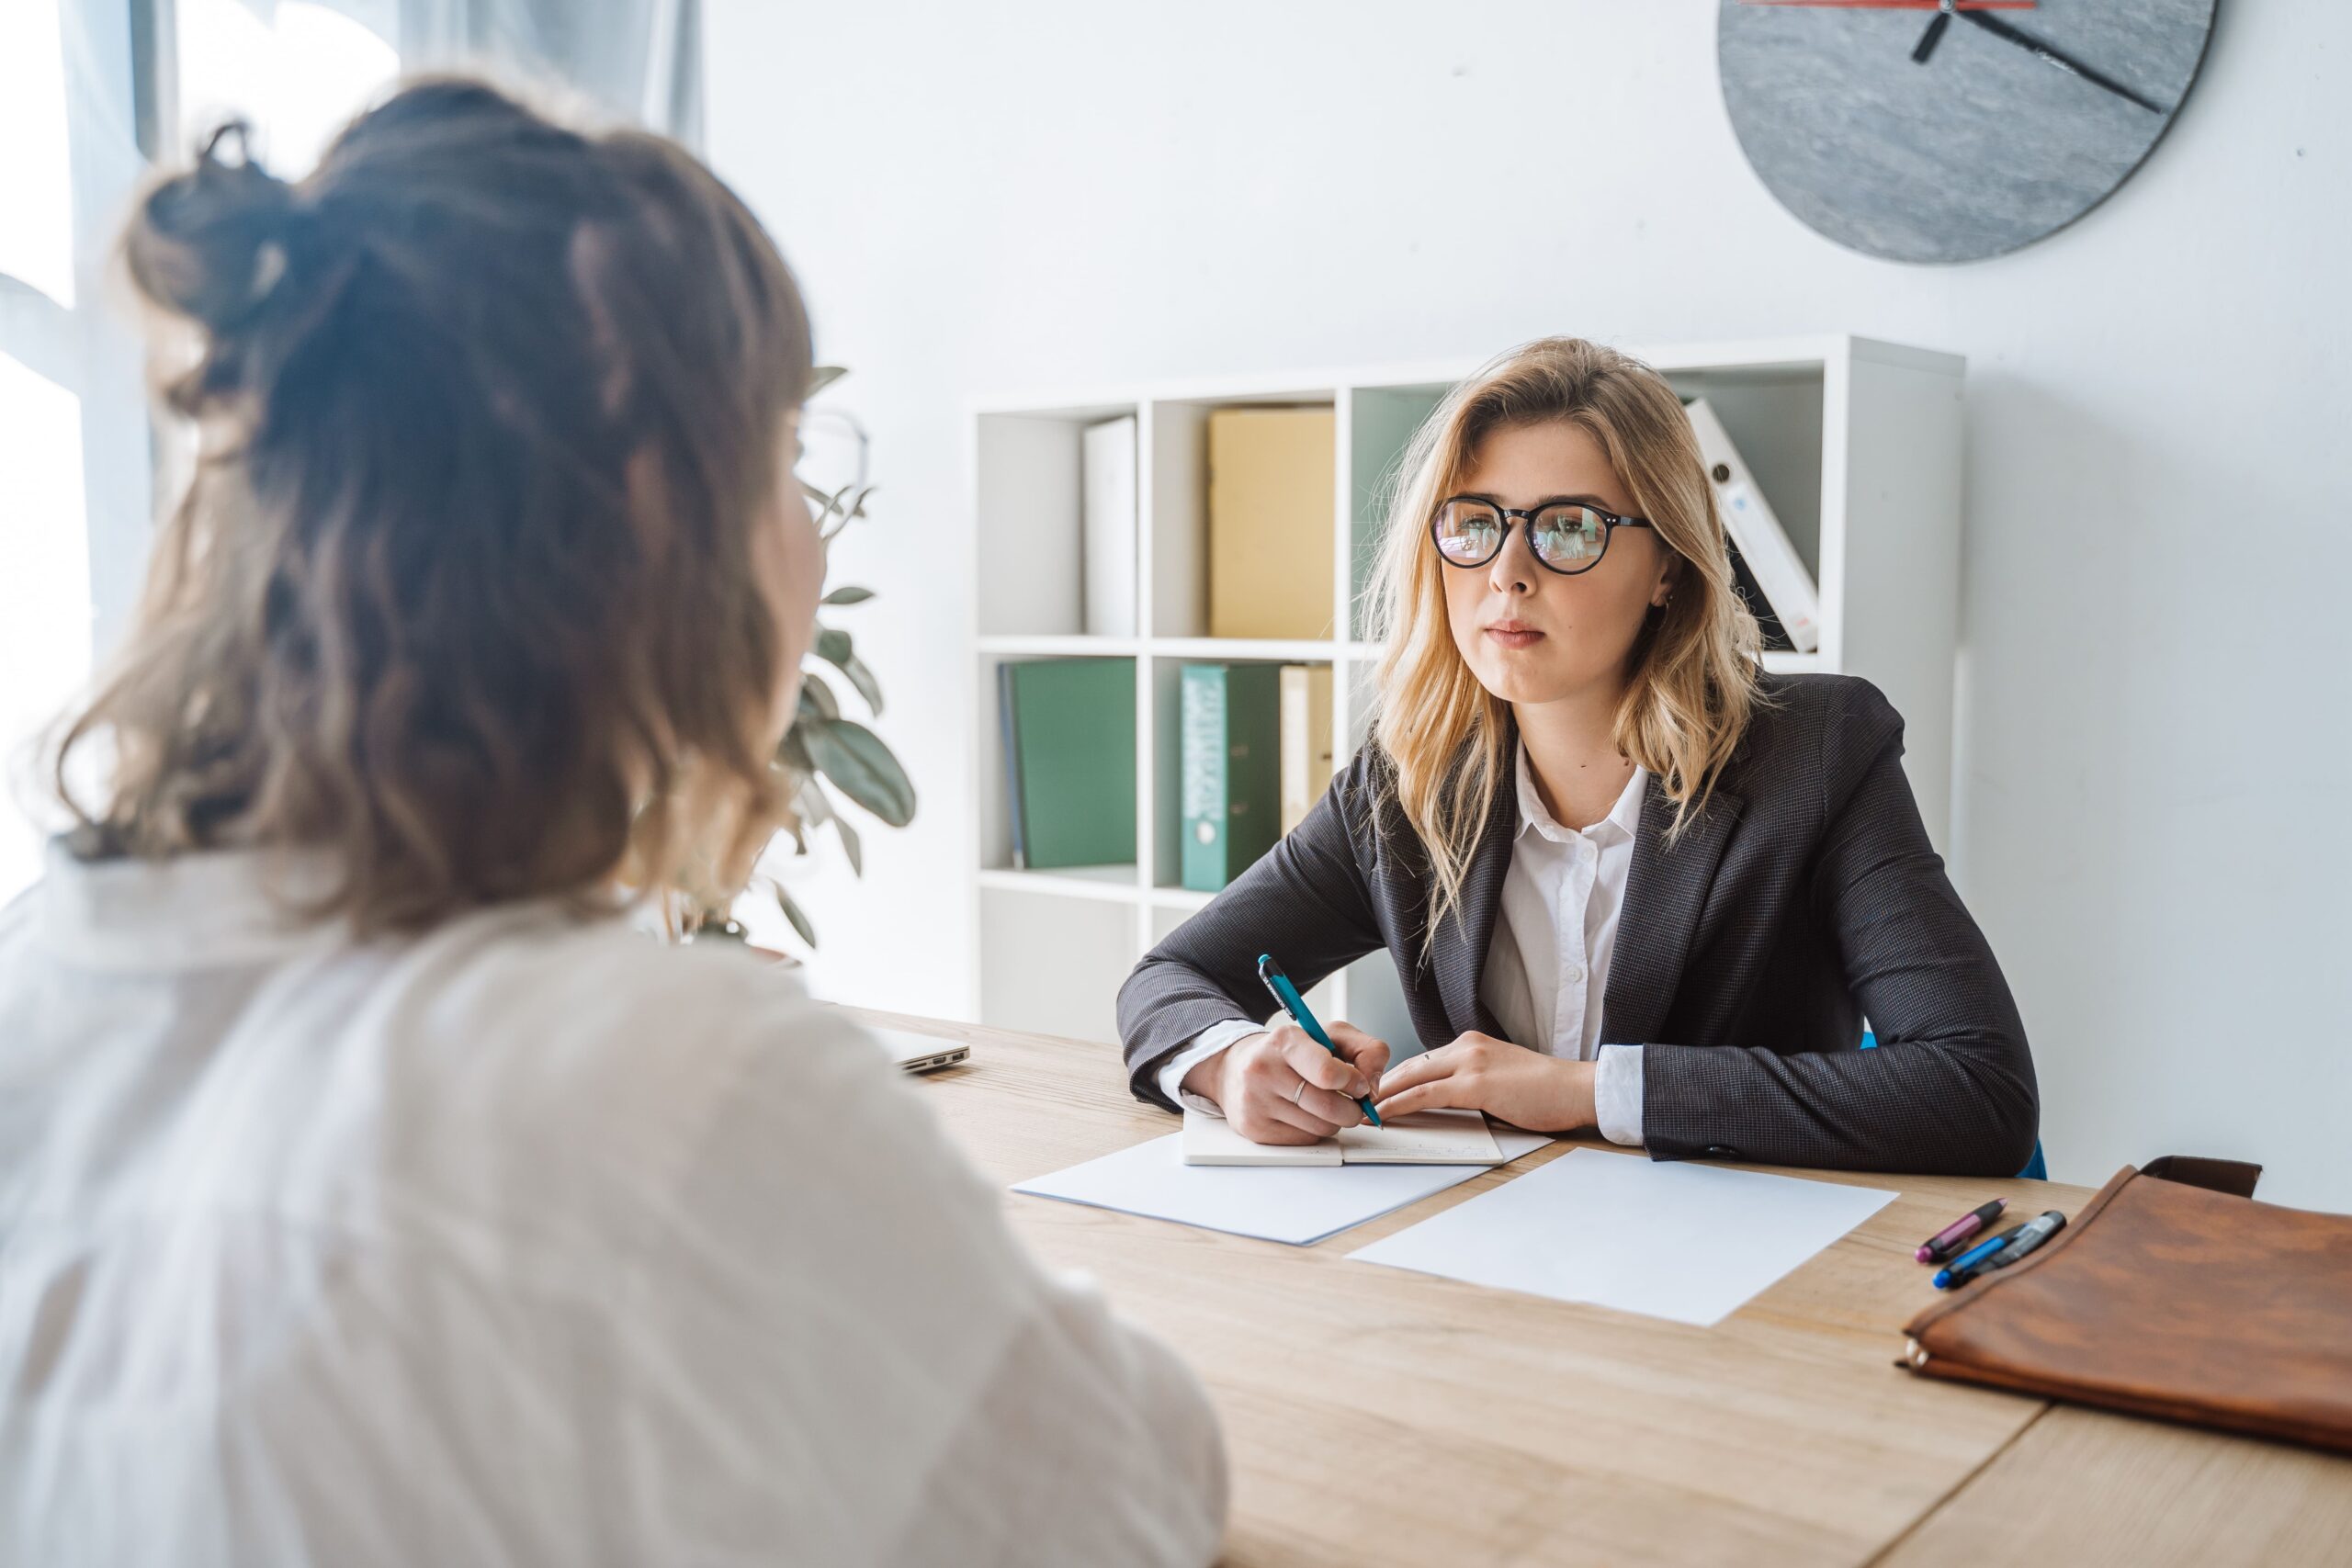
top-left (848, 1009), bottom-right (2351, 1565)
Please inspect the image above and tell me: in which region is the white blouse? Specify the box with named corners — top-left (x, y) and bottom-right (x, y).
top-left (0, 844), bottom-right (1226, 1567)
top-left (1477, 748), bottom-right (1647, 1145)
top-left (1159, 746), bottom-right (1647, 1145)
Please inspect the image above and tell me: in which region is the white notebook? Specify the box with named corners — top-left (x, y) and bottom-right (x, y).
top-left (1182, 1105), bottom-right (1507, 1167)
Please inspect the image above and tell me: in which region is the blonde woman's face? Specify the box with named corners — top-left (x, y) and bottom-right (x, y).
top-left (1441, 420), bottom-right (1677, 708)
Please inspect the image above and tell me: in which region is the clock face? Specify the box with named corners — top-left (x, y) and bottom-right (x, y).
top-left (1718, 0), bottom-right (2218, 264)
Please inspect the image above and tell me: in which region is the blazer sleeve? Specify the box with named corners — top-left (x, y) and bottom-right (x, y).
top-left (1638, 680), bottom-right (2041, 1176)
top-left (1116, 752), bottom-right (1389, 1111)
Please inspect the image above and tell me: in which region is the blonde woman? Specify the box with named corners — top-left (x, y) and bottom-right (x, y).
top-left (0, 80), bottom-right (1223, 1566)
top-left (1118, 338), bottom-right (2037, 1176)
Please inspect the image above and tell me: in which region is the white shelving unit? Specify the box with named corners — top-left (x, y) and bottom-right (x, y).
top-left (968, 334), bottom-right (1965, 1048)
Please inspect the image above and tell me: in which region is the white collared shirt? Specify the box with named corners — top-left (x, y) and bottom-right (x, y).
top-left (1, 844), bottom-right (1226, 1568)
top-left (1158, 747), bottom-right (1647, 1146)
top-left (1479, 748), bottom-right (1647, 1145)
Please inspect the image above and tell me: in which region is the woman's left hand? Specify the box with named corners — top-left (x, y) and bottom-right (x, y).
top-left (1373, 1032), bottom-right (1598, 1133)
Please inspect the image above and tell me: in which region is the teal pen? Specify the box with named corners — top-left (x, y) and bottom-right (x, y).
top-left (1257, 954), bottom-right (1381, 1127)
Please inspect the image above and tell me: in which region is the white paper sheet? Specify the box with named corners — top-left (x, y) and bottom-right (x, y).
top-left (1182, 1106), bottom-right (1507, 1166)
top-left (1348, 1148), bottom-right (1897, 1325)
top-left (1014, 1127), bottom-right (1553, 1246)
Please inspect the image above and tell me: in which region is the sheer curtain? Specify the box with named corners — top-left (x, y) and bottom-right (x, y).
top-left (389, 0), bottom-right (703, 145)
top-left (0, 0), bottom-right (149, 900)
top-left (166, 0), bottom-right (703, 174)
top-left (0, 0), bottom-right (701, 900)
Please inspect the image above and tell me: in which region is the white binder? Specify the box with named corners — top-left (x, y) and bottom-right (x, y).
top-left (1685, 398), bottom-right (1820, 654)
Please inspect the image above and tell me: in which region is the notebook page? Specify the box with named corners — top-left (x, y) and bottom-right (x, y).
top-left (1334, 1108), bottom-right (1506, 1164)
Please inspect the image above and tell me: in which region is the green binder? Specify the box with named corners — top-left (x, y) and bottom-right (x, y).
top-left (1001, 659), bottom-right (1136, 870)
top-left (1180, 663), bottom-right (1282, 892)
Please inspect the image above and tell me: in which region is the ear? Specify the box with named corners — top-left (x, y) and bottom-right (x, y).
top-left (1649, 550), bottom-right (1682, 609)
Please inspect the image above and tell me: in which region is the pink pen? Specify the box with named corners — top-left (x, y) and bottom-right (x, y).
top-left (1917, 1199), bottom-right (2007, 1263)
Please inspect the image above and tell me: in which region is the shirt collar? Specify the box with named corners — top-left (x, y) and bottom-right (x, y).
top-left (1511, 744), bottom-right (1647, 849)
top-left (34, 838), bottom-right (354, 974)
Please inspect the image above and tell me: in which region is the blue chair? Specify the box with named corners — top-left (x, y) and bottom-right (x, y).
top-left (1860, 1030), bottom-right (2046, 1179)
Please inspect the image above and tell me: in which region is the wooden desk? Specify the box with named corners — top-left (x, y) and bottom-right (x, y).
top-left (853, 1010), bottom-right (2352, 1567)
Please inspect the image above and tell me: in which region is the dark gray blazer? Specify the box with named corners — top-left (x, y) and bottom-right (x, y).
top-left (1116, 673), bottom-right (2039, 1176)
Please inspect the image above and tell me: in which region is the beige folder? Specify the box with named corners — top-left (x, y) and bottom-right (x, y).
top-left (1279, 663), bottom-right (1334, 834)
top-left (1208, 407), bottom-right (1335, 639)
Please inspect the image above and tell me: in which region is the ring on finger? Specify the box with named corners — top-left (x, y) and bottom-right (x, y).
top-left (1288, 1078), bottom-right (1306, 1105)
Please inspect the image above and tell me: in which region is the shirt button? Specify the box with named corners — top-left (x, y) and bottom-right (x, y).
top-left (1565, 965), bottom-right (1584, 984)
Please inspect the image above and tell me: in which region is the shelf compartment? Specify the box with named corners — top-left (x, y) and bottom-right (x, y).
top-left (977, 885), bottom-right (1135, 1045)
top-left (976, 404), bottom-right (1139, 638)
top-left (1146, 391), bottom-right (1341, 643)
top-left (978, 865), bottom-right (1144, 903)
top-left (978, 651), bottom-right (1141, 874)
top-left (1348, 381), bottom-right (1454, 641)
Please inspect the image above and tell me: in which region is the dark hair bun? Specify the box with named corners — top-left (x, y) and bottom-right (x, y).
top-left (123, 121), bottom-right (307, 336)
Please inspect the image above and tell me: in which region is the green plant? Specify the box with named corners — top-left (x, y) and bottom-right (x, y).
top-left (690, 367), bottom-right (916, 949)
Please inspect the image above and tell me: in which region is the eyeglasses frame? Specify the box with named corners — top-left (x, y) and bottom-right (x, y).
top-left (1428, 495), bottom-right (1656, 577)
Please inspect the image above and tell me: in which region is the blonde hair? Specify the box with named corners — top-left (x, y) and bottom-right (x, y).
top-left (52, 77), bottom-right (813, 931)
top-left (1364, 336), bottom-right (1767, 947)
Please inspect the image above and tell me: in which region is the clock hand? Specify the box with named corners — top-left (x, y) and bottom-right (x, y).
top-left (1911, 6), bottom-right (1951, 63)
top-left (1911, 0), bottom-right (2015, 68)
top-left (1959, 5), bottom-right (2169, 113)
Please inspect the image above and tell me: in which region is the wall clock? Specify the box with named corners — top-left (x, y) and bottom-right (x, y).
top-left (1718, 0), bottom-right (2219, 264)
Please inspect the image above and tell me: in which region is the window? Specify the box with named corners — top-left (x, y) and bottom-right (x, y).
top-left (0, 353), bottom-right (91, 898)
top-left (0, 0), bottom-right (93, 900)
top-left (176, 0), bottom-right (400, 175)
top-left (0, 1), bottom-right (400, 901)
top-left (0, 0), bottom-right (77, 308)
top-left (1, 1), bottom-right (686, 902)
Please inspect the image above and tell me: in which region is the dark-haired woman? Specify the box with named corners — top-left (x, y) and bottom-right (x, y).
top-left (0, 79), bottom-right (1224, 1567)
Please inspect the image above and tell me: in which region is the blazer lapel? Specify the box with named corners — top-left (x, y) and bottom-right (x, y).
top-left (1434, 755), bottom-right (1518, 1039)
top-left (1600, 775), bottom-right (1746, 1047)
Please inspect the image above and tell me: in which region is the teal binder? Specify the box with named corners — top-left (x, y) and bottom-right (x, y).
top-left (1001, 659), bottom-right (1136, 870)
top-left (1180, 663), bottom-right (1282, 892)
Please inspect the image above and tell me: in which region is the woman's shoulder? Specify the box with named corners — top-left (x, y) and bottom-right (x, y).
top-left (1750, 669), bottom-right (1898, 721)
top-left (1724, 671), bottom-right (1907, 799)
top-left (357, 909), bottom-right (905, 1203)
top-left (399, 903), bottom-right (795, 1028)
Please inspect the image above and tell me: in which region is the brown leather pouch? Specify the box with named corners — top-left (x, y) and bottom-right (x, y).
top-left (1901, 1156), bottom-right (2352, 1454)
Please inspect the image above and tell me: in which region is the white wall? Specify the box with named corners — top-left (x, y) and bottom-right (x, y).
top-left (705, 1), bottom-right (2352, 1212)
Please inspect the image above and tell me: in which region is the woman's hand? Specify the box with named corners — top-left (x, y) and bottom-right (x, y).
top-left (1182, 1021), bottom-right (1393, 1145)
top-left (1374, 1032), bottom-right (1597, 1133)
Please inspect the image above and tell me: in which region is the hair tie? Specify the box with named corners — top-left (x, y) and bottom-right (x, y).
top-left (191, 119), bottom-right (323, 327)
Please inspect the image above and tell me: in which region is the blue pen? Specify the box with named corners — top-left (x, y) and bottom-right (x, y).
top-left (1932, 1223), bottom-right (2027, 1290)
top-left (1257, 954), bottom-right (1381, 1127)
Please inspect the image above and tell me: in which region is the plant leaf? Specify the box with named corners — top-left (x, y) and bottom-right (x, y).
top-left (797, 671), bottom-right (839, 723)
top-left (796, 775), bottom-right (834, 826)
top-left (833, 812), bottom-right (863, 876)
top-left (819, 484), bottom-right (875, 542)
top-left (774, 884), bottom-right (818, 948)
top-left (839, 652), bottom-right (883, 716)
top-left (812, 627), bottom-right (883, 716)
top-left (821, 585), bottom-right (875, 606)
top-left (777, 725), bottom-right (815, 776)
top-left (802, 717), bottom-right (917, 828)
top-left (808, 365), bottom-right (848, 396)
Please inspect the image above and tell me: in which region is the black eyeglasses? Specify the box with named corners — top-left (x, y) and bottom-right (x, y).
top-left (1429, 496), bottom-right (1654, 576)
